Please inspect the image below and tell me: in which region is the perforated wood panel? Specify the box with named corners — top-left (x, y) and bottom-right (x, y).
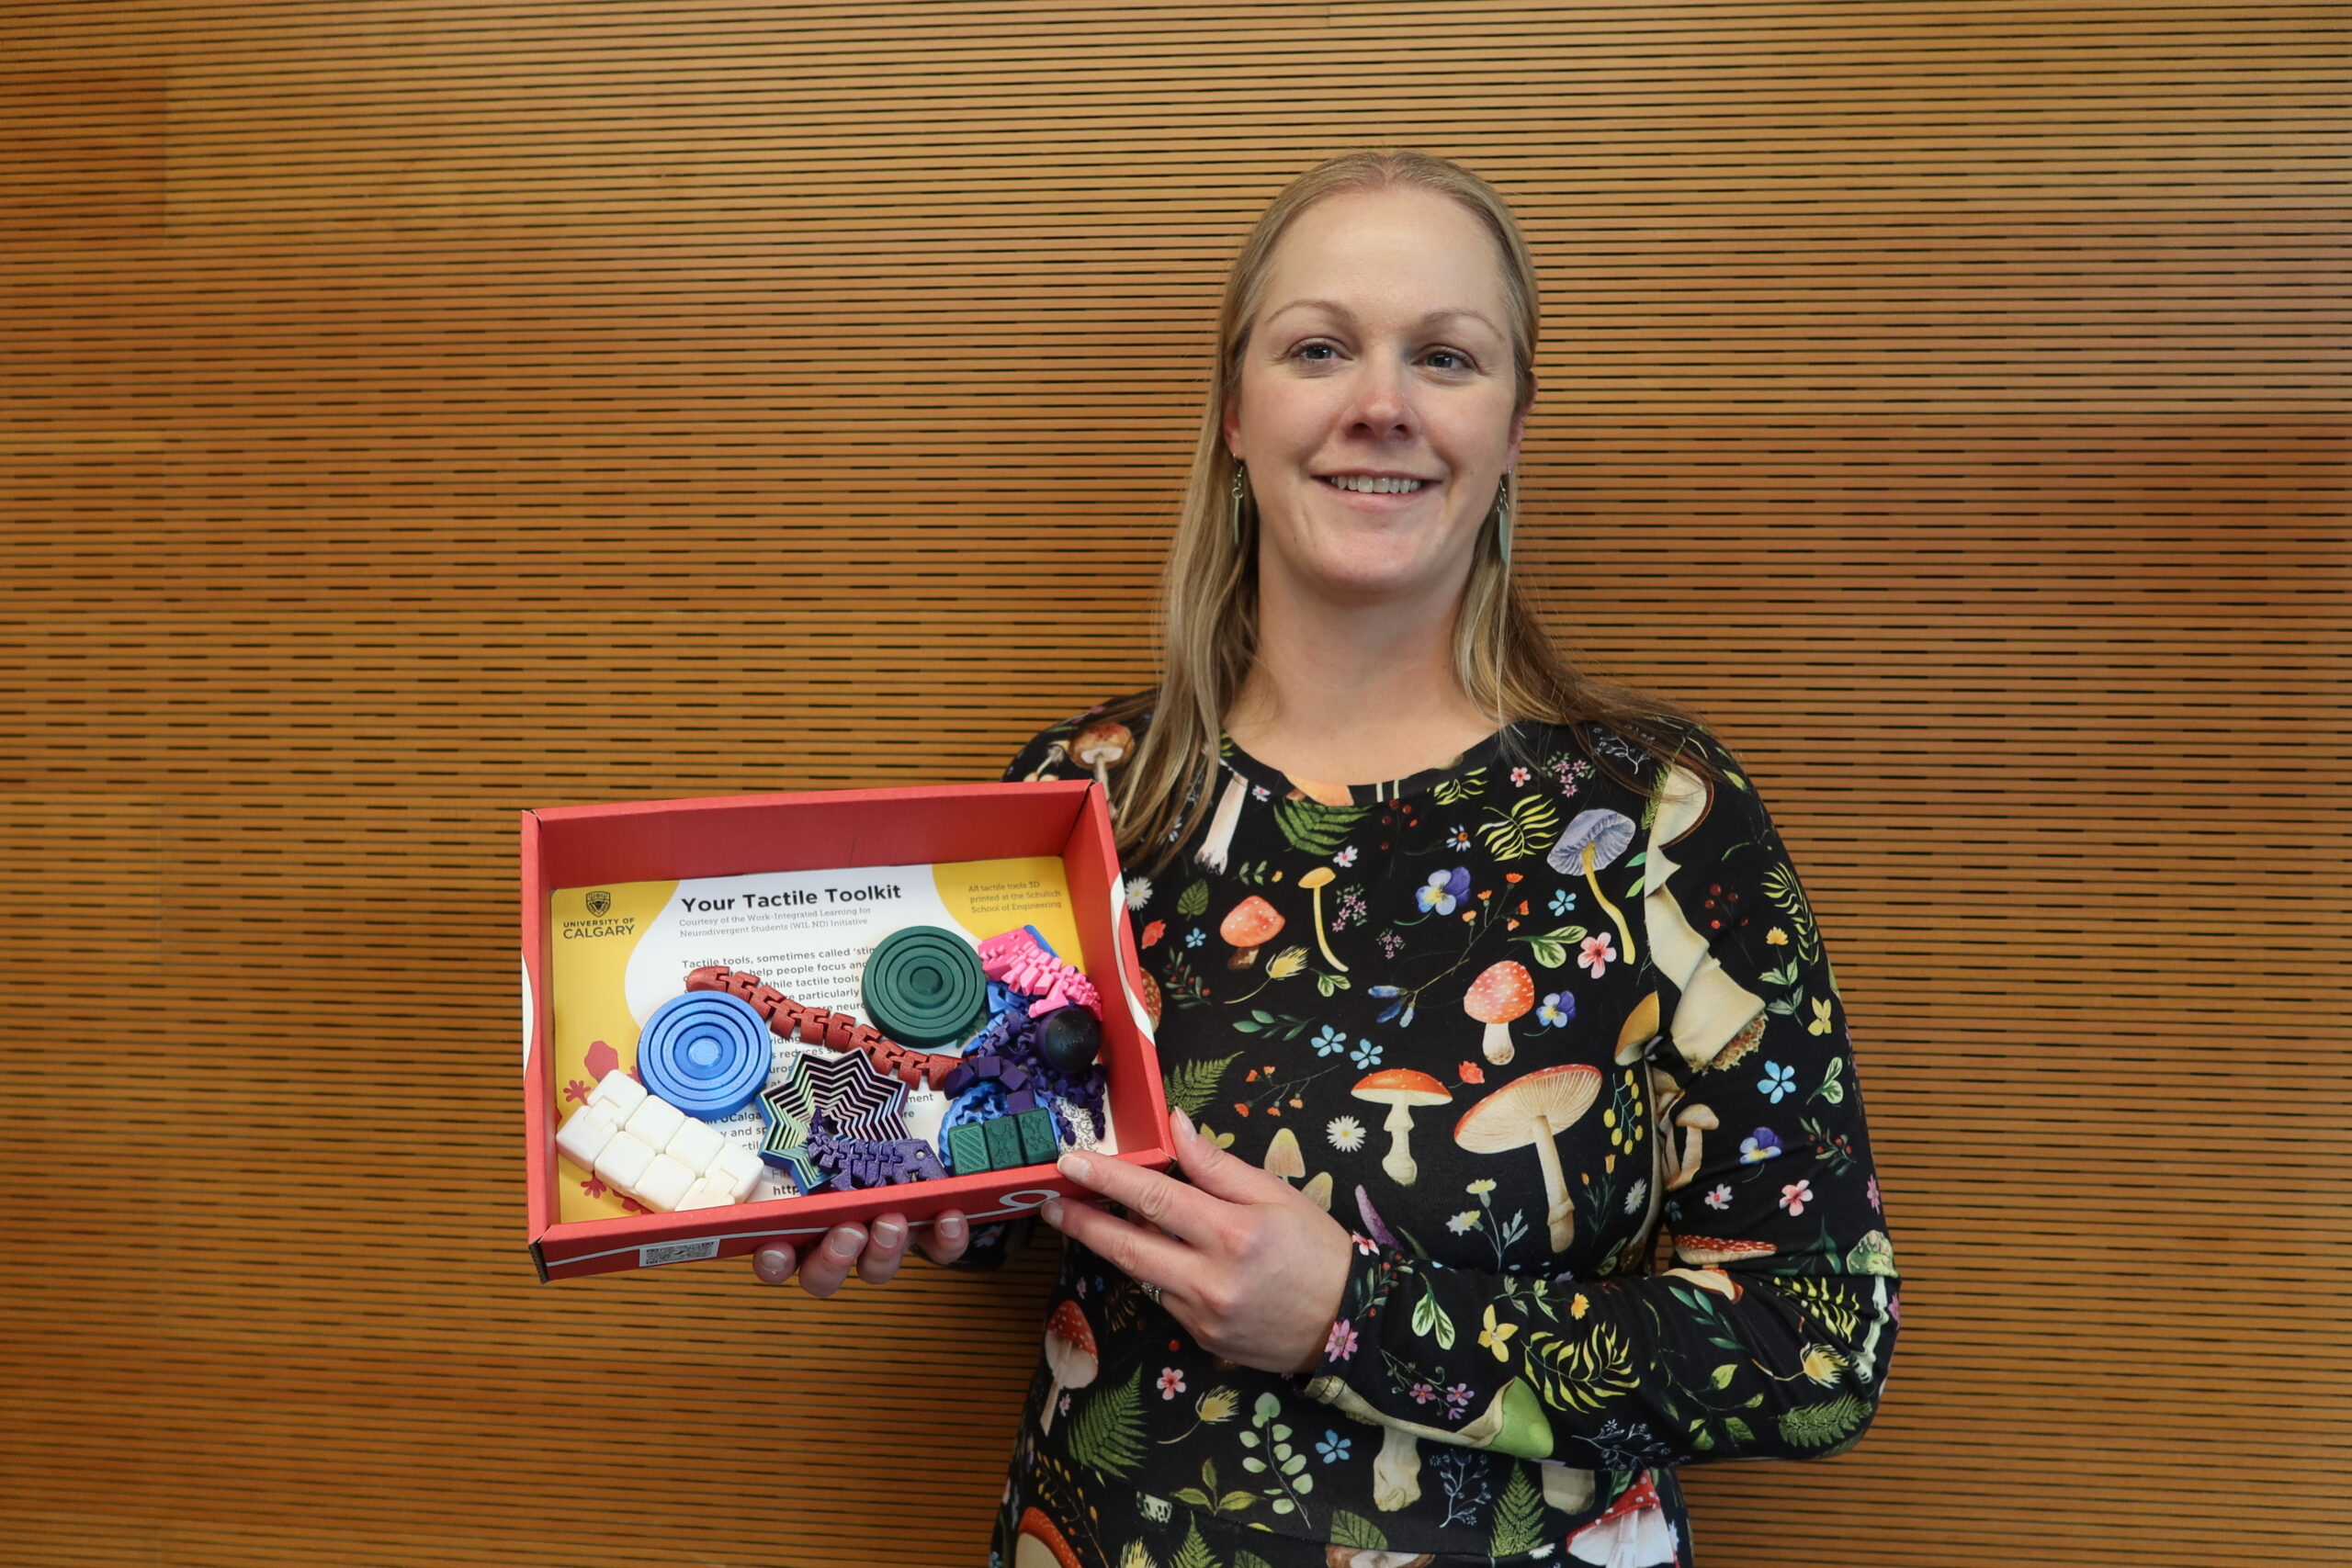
top-left (3, 4), bottom-right (2345, 1564)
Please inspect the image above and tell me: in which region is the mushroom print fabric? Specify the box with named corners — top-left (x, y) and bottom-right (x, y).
top-left (974, 704), bottom-right (1898, 1568)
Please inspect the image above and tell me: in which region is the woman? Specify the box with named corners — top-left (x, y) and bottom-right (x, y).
top-left (757, 150), bottom-right (1898, 1567)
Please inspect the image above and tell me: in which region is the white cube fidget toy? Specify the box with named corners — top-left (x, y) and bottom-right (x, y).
top-left (593, 1128), bottom-right (659, 1195)
top-left (554, 1099), bottom-right (625, 1169)
top-left (634, 1152), bottom-right (698, 1213)
top-left (560, 1070), bottom-right (764, 1213)
top-left (676, 1176), bottom-right (735, 1211)
top-left (707, 1142), bottom-right (765, 1203)
top-left (664, 1116), bottom-right (726, 1174)
top-left (623, 1094), bottom-right (687, 1151)
top-left (587, 1070), bottom-right (648, 1119)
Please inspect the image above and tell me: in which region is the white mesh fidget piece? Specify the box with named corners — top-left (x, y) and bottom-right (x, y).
top-left (561, 1070), bottom-right (752, 1213)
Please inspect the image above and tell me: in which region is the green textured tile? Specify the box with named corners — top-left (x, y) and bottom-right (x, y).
top-left (1015, 1108), bottom-right (1058, 1166)
top-left (947, 1122), bottom-right (993, 1176)
top-left (984, 1116), bottom-right (1021, 1171)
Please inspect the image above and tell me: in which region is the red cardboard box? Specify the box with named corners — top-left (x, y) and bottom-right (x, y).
top-left (521, 778), bottom-right (1169, 1280)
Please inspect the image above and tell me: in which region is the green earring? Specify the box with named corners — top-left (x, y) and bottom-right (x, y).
top-left (1230, 462), bottom-right (1249, 552)
top-left (1495, 472), bottom-right (1515, 567)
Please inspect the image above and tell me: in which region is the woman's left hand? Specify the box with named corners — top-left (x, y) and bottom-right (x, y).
top-left (1041, 1105), bottom-right (1353, 1375)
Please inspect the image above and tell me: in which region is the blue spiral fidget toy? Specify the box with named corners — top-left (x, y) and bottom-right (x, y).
top-left (637, 989), bottom-right (774, 1119)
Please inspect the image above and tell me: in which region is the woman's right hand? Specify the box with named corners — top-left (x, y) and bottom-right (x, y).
top-left (750, 1209), bottom-right (970, 1296)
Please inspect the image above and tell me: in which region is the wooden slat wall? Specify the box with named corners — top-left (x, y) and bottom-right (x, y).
top-left (3, 4), bottom-right (2344, 1563)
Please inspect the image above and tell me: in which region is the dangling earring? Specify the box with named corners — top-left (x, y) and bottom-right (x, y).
top-left (1494, 471), bottom-right (1515, 568)
top-left (1230, 461), bottom-right (1249, 552)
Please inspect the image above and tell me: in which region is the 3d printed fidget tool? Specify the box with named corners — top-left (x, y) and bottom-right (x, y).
top-left (756, 1056), bottom-right (826, 1194)
top-left (861, 925), bottom-right (989, 1047)
top-left (636, 989), bottom-right (773, 1119)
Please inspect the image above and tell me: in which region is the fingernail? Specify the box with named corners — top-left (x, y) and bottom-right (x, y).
top-left (871, 1219), bottom-right (904, 1248)
top-left (1171, 1106), bottom-right (1195, 1143)
top-left (753, 1247), bottom-right (792, 1282)
top-left (1040, 1200), bottom-right (1064, 1226)
top-left (826, 1228), bottom-right (865, 1260)
top-left (938, 1214), bottom-right (967, 1237)
top-left (1058, 1151), bottom-right (1091, 1179)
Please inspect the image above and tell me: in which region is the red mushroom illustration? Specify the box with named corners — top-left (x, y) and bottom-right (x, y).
top-left (1071, 719), bottom-right (1133, 790)
top-left (1463, 961), bottom-right (1536, 1065)
top-left (1568, 1472), bottom-right (1673, 1566)
top-left (1661, 1235), bottom-right (1777, 1303)
top-left (1453, 1064), bottom-right (1602, 1252)
top-left (1660, 1265), bottom-right (1743, 1301)
top-left (1012, 1507), bottom-right (1084, 1568)
top-left (1547, 807), bottom-right (1638, 964)
top-left (1039, 1300), bottom-right (1098, 1433)
top-left (1220, 895), bottom-right (1285, 969)
top-left (1351, 1069), bottom-right (1453, 1187)
top-left (1671, 1235), bottom-right (1777, 1268)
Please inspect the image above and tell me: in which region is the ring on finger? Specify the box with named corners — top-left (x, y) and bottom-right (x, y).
top-left (1138, 1280), bottom-right (1162, 1304)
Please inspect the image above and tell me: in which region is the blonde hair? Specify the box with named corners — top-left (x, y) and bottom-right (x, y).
top-left (1108, 149), bottom-right (1713, 871)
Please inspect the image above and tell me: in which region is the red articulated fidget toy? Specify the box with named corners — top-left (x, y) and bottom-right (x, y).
top-left (683, 964), bottom-right (965, 1090)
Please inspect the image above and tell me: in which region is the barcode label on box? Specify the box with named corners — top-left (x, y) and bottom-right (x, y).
top-left (639, 1237), bottom-right (721, 1269)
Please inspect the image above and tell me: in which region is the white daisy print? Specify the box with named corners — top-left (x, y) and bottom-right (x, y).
top-left (1326, 1115), bottom-right (1366, 1154)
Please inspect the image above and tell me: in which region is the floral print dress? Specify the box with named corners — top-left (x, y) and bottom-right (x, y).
top-left (974, 703), bottom-right (1898, 1568)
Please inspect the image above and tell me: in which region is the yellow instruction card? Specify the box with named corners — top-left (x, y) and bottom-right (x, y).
top-left (548, 855), bottom-right (1090, 1223)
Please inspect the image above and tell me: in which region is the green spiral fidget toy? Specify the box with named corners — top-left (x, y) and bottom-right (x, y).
top-left (861, 925), bottom-right (988, 1049)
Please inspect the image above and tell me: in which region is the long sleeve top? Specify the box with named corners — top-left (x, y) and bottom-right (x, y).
top-left (978, 703), bottom-right (1898, 1568)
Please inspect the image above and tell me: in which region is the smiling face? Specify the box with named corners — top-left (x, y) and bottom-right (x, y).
top-left (1223, 186), bottom-right (1529, 604)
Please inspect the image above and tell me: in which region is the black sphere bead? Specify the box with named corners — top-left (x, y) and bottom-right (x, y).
top-left (1036, 1007), bottom-right (1102, 1075)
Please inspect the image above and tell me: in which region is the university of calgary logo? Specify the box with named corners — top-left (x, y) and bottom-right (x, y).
top-left (585, 889), bottom-right (612, 918)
